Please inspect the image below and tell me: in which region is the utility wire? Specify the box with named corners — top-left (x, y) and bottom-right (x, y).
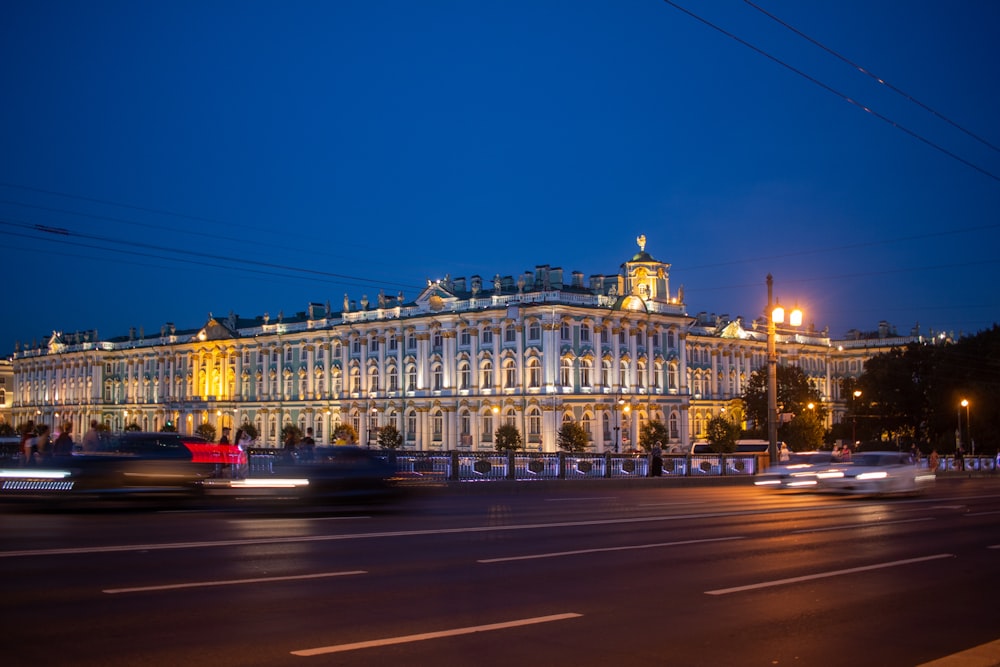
top-left (743, 0), bottom-right (1000, 154)
top-left (0, 218), bottom-right (419, 291)
top-left (661, 0), bottom-right (1000, 184)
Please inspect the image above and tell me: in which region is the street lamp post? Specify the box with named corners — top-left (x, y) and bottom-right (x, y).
top-left (960, 398), bottom-right (971, 456)
top-left (612, 390), bottom-right (624, 453)
top-left (852, 390), bottom-right (862, 447)
top-left (766, 274), bottom-right (802, 465)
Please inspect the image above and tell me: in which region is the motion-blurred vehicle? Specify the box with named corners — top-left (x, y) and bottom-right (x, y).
top-left (267, 445), bottom-right (401, 504)
top-left (0, 432), bottom-right (215, 502)
top-left (754, 451), bottom-right (839, 490)
top-left (815, 451), bottom-right (935, 495)
top-left (180, 434), bottom-right (248, 470)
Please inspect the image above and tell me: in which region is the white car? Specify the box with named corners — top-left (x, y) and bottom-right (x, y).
top-left (754, 451), bottom-right (838, 491)
top-left (816, 451), bottom-right (936, 495)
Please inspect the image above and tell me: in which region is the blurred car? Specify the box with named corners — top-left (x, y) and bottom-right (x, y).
top-left (754, 451), bottom-right (839, 490)
top-left (180, 435), bottom-right (248, 470)
top-left (0, 432), bottom-right (215, 502)
top-left (815, 451), bottom-right (935, 495)
top-left (266, 445), bottom-right (401, 504)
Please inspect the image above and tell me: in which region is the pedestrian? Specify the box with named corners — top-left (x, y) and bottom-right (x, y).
top-left (19, 421), bottom-right (36, 466)
top-left (928, 449), bottom-right (940, 473)
top-left (300, 427), bottom-right (316, 462)
top-left (779, 442), bottom-right (790, 463)
top-left (52, 422), bottom-right (75, 457)
top-left (34, 424), bottom-right (51, 462)
top-left (650, 441), bottom-right (663, 477)
top-left (82, 420), bottom-right (101, 453)
top-left (955, 446), bottom-right (965, 471)
top-left (283, 430), bottom-right (298, 463)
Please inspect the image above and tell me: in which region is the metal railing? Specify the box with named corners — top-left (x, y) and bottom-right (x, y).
top-left (242, 449), bottom-right (765, 482)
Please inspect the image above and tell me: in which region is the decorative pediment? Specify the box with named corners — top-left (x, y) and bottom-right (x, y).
top-left (194, 317), bottom-right (238, 342)
top-left (47, 331), bottom-right (66, 353)
top-left (415, 281), bottom-right (459, 312)
top-left (719, 319), bottom-right (749, 339)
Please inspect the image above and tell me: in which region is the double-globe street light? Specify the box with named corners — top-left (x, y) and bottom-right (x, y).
top-left (766, 274), bottom-right (803, 465)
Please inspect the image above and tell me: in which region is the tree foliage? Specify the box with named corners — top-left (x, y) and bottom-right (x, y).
top-left (376, 422), bottom-right (404, 449)
top-left (783, 410), bottom-right (825, 451)
top-left (705, 416), bottom-right (740, 453)
top-left (124, 422), bottom-right (141, 432)
top-left (638, 419), bottom-right (670, 452)
top-left (849, 327), bottom-right (1000, 453)
top-left (196, 422), bottom-right (216, 442)
top-left (237, 421), bottom-right (258, 442)
top-left (495, 423), bottom-right (523, 451)
top-left (0, 422), bottom-right (15, 437)
top-left (556, 421), bottom-right (590, 452)
top-left (281, 423), bottom-right (303, 444)
top-left (743, 365), bottom-right (827, 434)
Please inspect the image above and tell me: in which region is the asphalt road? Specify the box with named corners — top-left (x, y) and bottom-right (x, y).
top-left (2, 478), bottom-right (999, 667)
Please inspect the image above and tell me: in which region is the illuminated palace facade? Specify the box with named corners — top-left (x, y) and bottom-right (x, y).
top-left (9, 239), bottom-right (927, 451)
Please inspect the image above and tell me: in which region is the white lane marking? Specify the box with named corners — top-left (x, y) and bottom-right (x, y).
top-left (290, 613), bottom-right (582, 656)
top-left (0, 498), bottom-right (966, 560)
top-left (103, 570), bottom-right (366, 594)
top-left (966, 510), bottom-right (1000, 517)
top-left (792, 517), bottom-right (934, 533)
top-left (479, 536), bottom-right (744, 563)
top-left (988, 545), bottom-right (1000, 550)
top-left (705, 554), bottom-right (954, 596)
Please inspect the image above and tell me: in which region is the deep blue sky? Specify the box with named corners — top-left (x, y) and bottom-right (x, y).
top-left (3, 1), bottom-right (998, 356)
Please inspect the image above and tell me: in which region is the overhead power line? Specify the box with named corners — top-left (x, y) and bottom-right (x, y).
top-left (660, 0), bottom-right (1000, 183)
top-left (743, 0), bottom-right (1000, 155)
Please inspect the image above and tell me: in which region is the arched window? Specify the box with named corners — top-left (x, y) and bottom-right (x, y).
top-left (528, 407), bottom-right (541, 441)
top-left (560, 358), bottom-right (573, 388)
top-left (388, 365), bottom-right (399, 392)
top-left (527, 358), bottom-right (541, 388)
top-left (458, 361), bottom-right (471, 390)
top-left (580, 359), bottom-right (592, 388)
top-left (406, 365), bottom-right (417, 392)
top-left (503, 359), bottom-right (517, 388)
top-left (432, 410), bottom-right (443, 441)
top-left (481, 360), bottom-right (494, 388)
top-left (431, 362), bottom-right (443, 391)
top-left (368, 366), bottom-right (379, 392)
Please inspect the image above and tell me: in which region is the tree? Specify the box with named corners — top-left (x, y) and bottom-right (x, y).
top-left (783, 411), bottom-right (825, 451)
top-left (638, 419), bottom-right (669, 452)
top-left (281, 423), bottom-right (303, 444)
top-left (196, 422), bottom-right (216, 442)
top-left (124, 422), bottom-right (141, 432)
top-left (332, 423), bottom-right (358, 445)
top-left (237, 421), bottom-right (258, 442)
top-left (705, 416), bottom-right (740, 453)
top-left (0, 422), bottom-right (16, 437)
top-left (495, 423), bottom-right (523, 452)
top-left (742, 365), bottom-right (827, 435)
top-left (161, 420), bottom-right (177, 432)
top-left (557, 421), bottom-right (590, 452)
top-left (376, 422), bottom-right (403, 449)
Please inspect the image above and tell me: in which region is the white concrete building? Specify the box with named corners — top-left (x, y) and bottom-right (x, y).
top-left (9, 238), bottom-right (939, 450)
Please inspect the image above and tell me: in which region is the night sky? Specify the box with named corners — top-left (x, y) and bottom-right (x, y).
top-left (3, 1), bottom-right (998, 356)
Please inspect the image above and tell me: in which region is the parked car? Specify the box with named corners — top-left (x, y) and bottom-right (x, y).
top-left (815, 451), bottom-right (935, 495)
top-left (754, 451), bottom-right (839, 490)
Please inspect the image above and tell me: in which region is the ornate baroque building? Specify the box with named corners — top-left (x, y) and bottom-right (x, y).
top-left (8, 239), bottom-right (934, 451)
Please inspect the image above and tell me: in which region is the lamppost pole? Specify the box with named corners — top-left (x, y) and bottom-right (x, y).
top-left (961, 398), bottom-right (971, 456)
top-left (852, 389), bottom-right (861, 448)
top-left (766, 275), bottom-right (779, 465)
top-left (612, 390), bottom-right (621, 453)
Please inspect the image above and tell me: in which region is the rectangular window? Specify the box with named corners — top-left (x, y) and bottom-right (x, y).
top-left (580, 326), bottom-right (590, 343)
top-left (482, 329), bottom-right (493, 345)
